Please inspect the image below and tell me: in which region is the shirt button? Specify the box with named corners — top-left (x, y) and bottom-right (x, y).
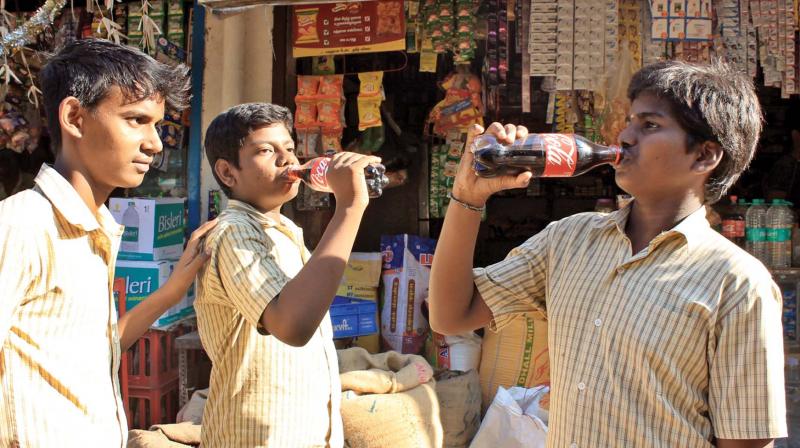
top-left (594, 318), bottom-right (602, 327)
top-left (570, 443), bottom-right (578, 448)
top-left (577, 382), bottom-right (586, 391)
top-left (616, 267), bottom-right (625, 274)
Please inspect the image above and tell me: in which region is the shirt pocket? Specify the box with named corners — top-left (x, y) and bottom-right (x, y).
top-left (610, 278), bottom-right (713, 390)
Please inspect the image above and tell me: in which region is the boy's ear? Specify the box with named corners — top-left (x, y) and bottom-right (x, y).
top-left (59, 97), bottom-right (84, 140)
top-left (692, 141), bottom-right (723, 175)
top-left (214, 159), bottom-right (238, 190)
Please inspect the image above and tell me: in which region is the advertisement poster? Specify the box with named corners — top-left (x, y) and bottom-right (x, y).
top-left (292, 1), bottom-right (406, 57)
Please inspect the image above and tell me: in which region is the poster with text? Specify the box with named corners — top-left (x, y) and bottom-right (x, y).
top-left (292, 1), bottom-right (406, 58)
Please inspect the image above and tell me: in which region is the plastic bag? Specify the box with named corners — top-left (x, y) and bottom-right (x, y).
top-left (469, 386), bottom-right (549, 448)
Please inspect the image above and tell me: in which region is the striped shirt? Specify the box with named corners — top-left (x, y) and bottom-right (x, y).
top-left (196, 199), bottom-right (343, 448)
top-left (0, 165), bottom-right (127, 447)
top-left (474, 203), bottom-right (787, 447)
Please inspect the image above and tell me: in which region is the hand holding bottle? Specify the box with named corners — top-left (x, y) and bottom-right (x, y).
top-left (319, 152), bottom-right (383, 209)
top-left (451, 122), bottom-right (534, 209)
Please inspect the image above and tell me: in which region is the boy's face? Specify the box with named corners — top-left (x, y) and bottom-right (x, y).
top-left (615, 92), bottom-right (704, 202)
top-left (75, 86), bottom-right (165, 191)
top-left (226, 123), bottom-right (298, 213)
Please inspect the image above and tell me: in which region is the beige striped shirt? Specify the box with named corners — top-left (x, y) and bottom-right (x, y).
top-left (0, 165), bottom-right (127, 447)
top-left (196, 199), bottom-right (343, 447)
top-left (475, 203), bottom-right (787, 447)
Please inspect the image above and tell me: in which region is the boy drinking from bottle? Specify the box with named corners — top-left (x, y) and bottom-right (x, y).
top-left (430, 60), bottom-right (786, 447)
top-left (196, 103), bottom-right (380, 447)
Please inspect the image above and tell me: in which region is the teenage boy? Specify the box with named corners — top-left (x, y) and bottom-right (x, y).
top-left (0, 39), bottom-right (215, 447)
top-left (197, 102), bottom-right (380, 447)
top-left (430, 60), bottom-right (786, 447)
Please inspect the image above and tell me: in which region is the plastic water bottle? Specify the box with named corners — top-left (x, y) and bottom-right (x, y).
top-left (767, 199), bottom-right (795, 268)
top-left (745, 198), bottom-right (768, 264)
top-left (121, 201), bottom-right (140, 252)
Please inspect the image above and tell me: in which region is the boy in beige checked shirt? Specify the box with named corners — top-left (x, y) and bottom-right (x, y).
top-left (196, 103), bottom-right (380, 447)
top-left (0, 39), bottom-right (215, 447)
top-left (430, 61), bottom-right (787, 448)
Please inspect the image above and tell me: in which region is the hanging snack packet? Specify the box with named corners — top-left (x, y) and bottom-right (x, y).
top-left (296, 127), bottom-right (321, 159)
top-left (321, 125), bottom-right (344, 154)
top-left (317, 98), bottom-right (343, 126)
top-left (295, 99), bottom-right (318, 128)
top-left (297, 75), bottom-right (321, 98)
top-left (358, 71), bottom-right (384, 96)
top-left (318, 74), bottom-right (344, 98)
top-left (357, 95), bottom-right (383, 130)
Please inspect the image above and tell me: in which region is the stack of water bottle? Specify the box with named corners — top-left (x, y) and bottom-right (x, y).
top-left (733, 198), bottom-right (797, 269)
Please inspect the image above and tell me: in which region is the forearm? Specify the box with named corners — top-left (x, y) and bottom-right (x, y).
top-left (264, 206), bottom-right (364, 345)
top-left (118, 284), bottom-right (182, 351)
top-left (429, 201), bottom-right (485, 334)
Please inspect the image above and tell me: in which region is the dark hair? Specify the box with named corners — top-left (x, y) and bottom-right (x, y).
top-left (204, 102), bottom-right (294, 197)
top-left (40, 38), bottom-right (191, 153)
top-left (628, 59), bottom-right (762, 204)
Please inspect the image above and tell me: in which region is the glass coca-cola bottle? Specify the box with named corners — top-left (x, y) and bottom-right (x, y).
top-left (471, 133), bottom-right (621, 178)
top-left (285, 157), bottom-right (390, 198)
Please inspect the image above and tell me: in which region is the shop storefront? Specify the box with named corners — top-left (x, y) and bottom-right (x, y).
top-left (2, 0), bottom-right (800, 446)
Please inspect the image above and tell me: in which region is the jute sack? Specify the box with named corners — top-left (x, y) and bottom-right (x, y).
top-left (478, 312), bottom-right (550, 414)
top-left (436, 370), bottom-right (481, 448)
top-left (338, 347), bottom-right (443, 448)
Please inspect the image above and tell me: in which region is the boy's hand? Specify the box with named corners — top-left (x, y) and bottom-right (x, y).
top-left (325, 151), bottom-right (382, 210)
top-left (451, 122), bottom-right (534, 208)
top-left (160, 218), bottom-right (218, 303)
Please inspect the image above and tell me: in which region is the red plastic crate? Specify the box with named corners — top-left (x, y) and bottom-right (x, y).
top-left (126, 328), bottom-right (182, 388)
top-left (126, 379), bottom-right (179, 430)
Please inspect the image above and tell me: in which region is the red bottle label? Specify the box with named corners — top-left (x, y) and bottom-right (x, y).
top-left (541, 134), bottom-right (578, 177)
top-left (309, 157), bottom-right (330, 190)
top-left (721, 219), bottom-right (745, 238)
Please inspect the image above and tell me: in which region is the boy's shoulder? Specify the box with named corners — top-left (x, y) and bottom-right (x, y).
top-left (0, 188), bottom-right (52, 230)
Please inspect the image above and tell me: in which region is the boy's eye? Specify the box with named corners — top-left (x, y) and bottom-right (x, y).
top-left (259, 147), bottom-right (275, 154)
top-left (286, 147), bottom-right (296, 153)
top-left (643, 121), bottom-right (658, 129)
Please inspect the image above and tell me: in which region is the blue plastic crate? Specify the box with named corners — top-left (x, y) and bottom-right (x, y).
top-left (330, 296), bottom-right (378, 339)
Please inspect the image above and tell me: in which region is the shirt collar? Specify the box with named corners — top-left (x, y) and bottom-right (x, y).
top-left (595, 199), bottom-right (710, 250)
top-left (33, 164), bottom-right (123, 236)
top-left (225, 199), bottom-right (287, 228)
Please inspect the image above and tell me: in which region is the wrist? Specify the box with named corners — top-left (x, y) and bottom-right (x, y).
top-left (450, 188), bottom-right (488, 209)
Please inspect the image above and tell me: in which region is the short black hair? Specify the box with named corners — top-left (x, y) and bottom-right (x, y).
top-left (204, 102), bottom-right (294, 197)
top-left (628, 60), bottom-right (762, 203)
top-left (40, 38), bottom-right (191, 153)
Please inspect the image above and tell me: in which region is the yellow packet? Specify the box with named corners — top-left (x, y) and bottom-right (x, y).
top-left (358, 71), bottom-right (384, 96)
top-left (357, 95), bottom-right (382, 131)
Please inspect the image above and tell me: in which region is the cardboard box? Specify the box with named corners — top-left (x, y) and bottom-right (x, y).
top-left (110, 197), bottom-right (185, 261)
top-left (337, 252), bottom-right (382, 300)
top-left (114, 259), bottom-right (194, 328)
top-left (338, 252), bottom-right (382, 351)
top-left (380, 234), bottom-right (436, 354)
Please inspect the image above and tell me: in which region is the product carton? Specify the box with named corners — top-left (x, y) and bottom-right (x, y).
top-left (110, 197), bottom-right (185, 261)
top-left (114, 259), bottom-right (194, 328)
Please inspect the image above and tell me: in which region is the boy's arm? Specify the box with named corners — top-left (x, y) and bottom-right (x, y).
top-left (260, 152), bottom-right (380, 347)
top-left (429, 123), bottom-right (533, 335)
top-left (118, 219), bottom-right (217, 351)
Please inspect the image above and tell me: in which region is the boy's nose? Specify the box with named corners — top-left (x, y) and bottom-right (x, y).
top-left (618, 125), bottom-right (635, 148)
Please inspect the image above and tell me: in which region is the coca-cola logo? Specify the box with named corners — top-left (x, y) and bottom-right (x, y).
top-left (542, 134), bottom-right (576, 169)
top-left (541, 134), bottom-right (577, 177)
top-left (310, 158), bottom-right (330, 188)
